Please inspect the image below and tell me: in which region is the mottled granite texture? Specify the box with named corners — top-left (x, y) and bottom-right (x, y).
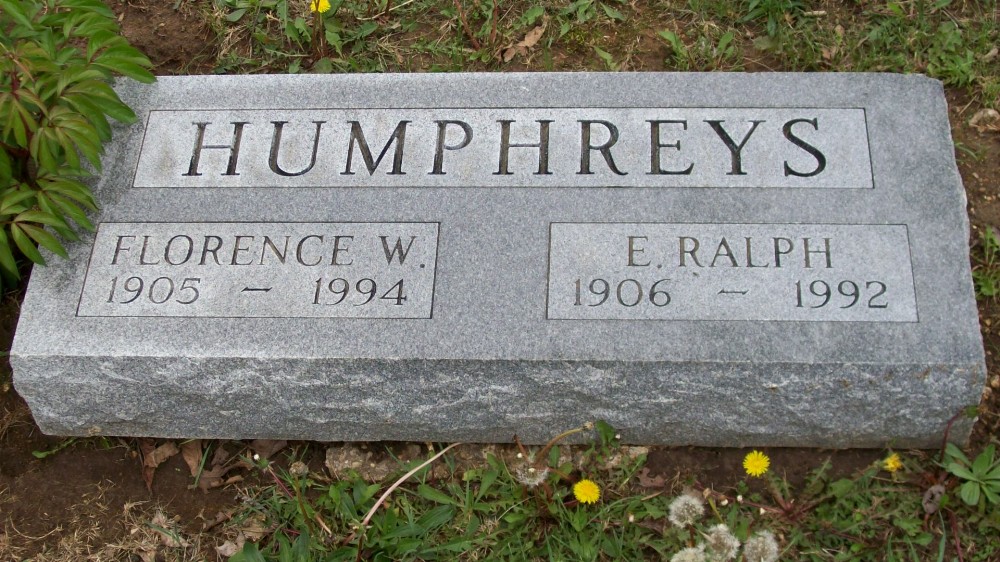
top-left (12, 73), bottom-right (985, 446)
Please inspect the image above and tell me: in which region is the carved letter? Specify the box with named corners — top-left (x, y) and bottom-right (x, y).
top-left (380, 236), bottom-right (417, 265)
top-left (782, 118), bottom-right (827, 178)
top-left (431, 120), bottom-right (473, 175)
top-left (495, 120), bottom-right (552, 175)
top-left (164, 235), bottom-right (194, 266)
top-left (579, 120), bottom-right (626, 175)
top-left (648, 120), bottom-right (693, 175)
top-left (342, 121), bottom-right (410, 175)
top-left (627, 236), bottom-right (650, 266)
top-left (112, 235), bottom-right (135, 265)
top-left (705, 119), bottom-right (764, 176)
top-left (184, 122), bottom-right (248, 176)
top-left (804, 238), bottom-right (832, 269)
top-left (269, 121), bottom-right (325, 176)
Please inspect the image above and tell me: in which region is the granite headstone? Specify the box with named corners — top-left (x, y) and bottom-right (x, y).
top-left (11, 73), bottom-right (985, 446)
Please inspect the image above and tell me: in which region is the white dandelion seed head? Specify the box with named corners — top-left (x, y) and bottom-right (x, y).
top-left (252, 453), bottom-right (260, 461)
top-left (703, 524), bottom-right (740, 561)
top-left (743, 530), bottom-right (779, 562)
top-left (289, 461), bottom-right (309, 477)
top-left (670, 545), bottom-right (706, 562)
top-left (668, 493), bottom-right (705, 527)
top-left (736, 494), bottom-right (743, 503)
top-left (514, 463), bottom-right (549, 487)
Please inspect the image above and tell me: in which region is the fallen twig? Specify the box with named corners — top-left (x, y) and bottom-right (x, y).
top-left (453, 0), bottom-right (481, 49)
top-left (342, 442), bottom-right (463, 545)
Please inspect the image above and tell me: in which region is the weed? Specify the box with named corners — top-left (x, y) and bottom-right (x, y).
top-left (973, 228), bottom-right (1000, 299)
top-left (741, 0), bottom-right (804, 38)
top-left (943, 442), bottom-right (1000, 509)
top-left (220, 422), bottom-right (1000, 561)
top-left (659, 27), bottom-right (741, 70)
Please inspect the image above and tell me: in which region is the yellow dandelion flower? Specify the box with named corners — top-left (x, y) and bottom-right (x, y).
top-left (883, 452), bottom-right (903, 473)
top-left (743, 450), bottom-right (770, 477)
top-left (309, 0), bottom-right (331, 13)
top-left (573, 479), bottom-right (601, 504)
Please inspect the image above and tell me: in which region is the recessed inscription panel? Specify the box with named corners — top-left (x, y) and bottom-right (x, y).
top-left (77, 222), bottom-right (438, 318)
top-left (134, 108), bottom-right (872, 189)
top-left (547, 223), bottom-right (917, 322)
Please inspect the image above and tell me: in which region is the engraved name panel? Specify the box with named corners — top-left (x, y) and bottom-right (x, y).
top-left (77, 222), bottom-right (439, 318)
top-left (547, 223), bottom-right (917, 322)
top-left (133, 108), bottom-right (873, 189)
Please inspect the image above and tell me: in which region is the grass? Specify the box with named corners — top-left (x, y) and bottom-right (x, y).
top-left (194, 420), bottom-right (1000, 561)
top-left (196, 0), bottom-right (999, 107)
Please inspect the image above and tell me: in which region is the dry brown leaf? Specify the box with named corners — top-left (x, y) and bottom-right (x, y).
top-left (143, 441), bottom-right (179, 468)
top-left (502, 18), bottom-right (547, 62)
top-left (636, 467), bottom-right (666, 488)
top-left (195, 445), bottom-right (240, 491)
top-left (140, 440), bottom-right (179, 491)
top-left (970, 108), bottom-right (1000, 133)
top-left (180, 439), bottom-right (203, 477)
top-left (216, 532), bottom-right (246, 558)
top-left (251, 439), bottom-right (287, 460)
top-left (240, 513), bottom-right (268, 541)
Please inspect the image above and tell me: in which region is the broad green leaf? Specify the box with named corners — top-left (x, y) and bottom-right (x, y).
top-left (0, 0), bottom-right (35, 30)
top-left (601, 3), bottom-right (625, 20)
top-left (0, 230), bottom-right (21, 280)
top-left (62, 92), bottom-right (113, 141)
top-left (960, 481), bottom-right (981, 506)
top-left (946, 443), bottom-right (970, 465)
top-left (0, 187), bottom-right (37, 215)
top-left (226, 8), bottom-right (248, 22)
top-left (98, 60), bottom-right (155, 83)
top-left (983, 486), bottom-right (1000, 505)
top-left (80, 91), bottom-right (137, 123)
top-left (972, 447), bottom-right (995, 475)
top-left (20, 223), bottom-right (68, 259)
top-left (48, 193), bottom-right (94, 231)
top-left (477, 468), bottom-right (498, 500)
top-left (415, 504), bottom-right (454, 530)
top-left (11, 223), bottom-right (45, 265)
top-left (229, 542), bottom-right (267, 562)
top-left (16, 209), bottom-right (68, 228)
top-left (523, 6), bottom-right (545, 24)
top-left (382, 522), bottom-right (423, 540)
top-left (417, 484), bottom-right (459, 506)
top-left (946, 462), bottom-right (976, 481)
top-left (36, 176), bottom-right (97, 209)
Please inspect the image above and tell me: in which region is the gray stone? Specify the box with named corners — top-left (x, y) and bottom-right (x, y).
top-left (11, 72), bottom-right (985, 447)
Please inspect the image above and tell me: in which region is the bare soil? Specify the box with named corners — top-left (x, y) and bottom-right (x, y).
top-left (1, 1), bottom-right (998, 559)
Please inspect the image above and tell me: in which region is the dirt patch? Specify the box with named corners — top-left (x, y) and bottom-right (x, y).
top-left (111, 0), bottom-right (216, 75)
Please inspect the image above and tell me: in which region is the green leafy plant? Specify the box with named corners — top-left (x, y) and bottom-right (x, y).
top-left (0, 0), bottom-right (154, 289)
top-left (944, 443), bottom-right (1000, 509)
top-left (659, 28), bottom-right (740, 71)
top-left (741, 0), bottom-right (803, 38)
top-left (973, 228), bottom-right (1000, 299)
